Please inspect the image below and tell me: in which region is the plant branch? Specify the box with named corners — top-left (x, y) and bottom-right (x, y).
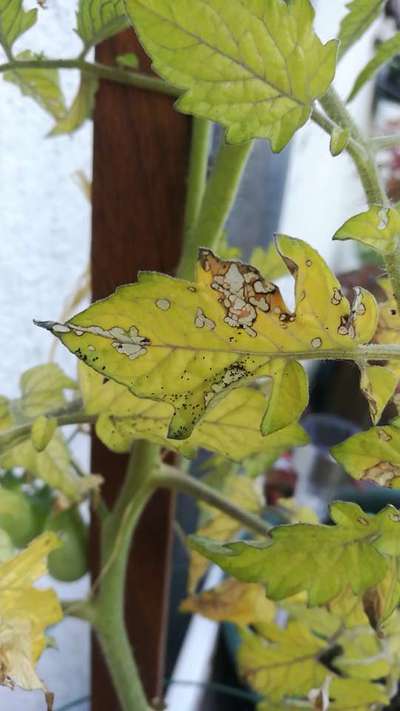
top-left (92, 442), bottom-right (160, 711)
top-left (0, 57), bottom-right (179, 96)
top-left (155, 464), bottom-right (271, 538)
top-left (183, 118), bottom-right (212, 243)
top-left (0, 411), bottom-right (95, 452)
top-left (315, 89), bottom-right (400, 311)
top-left (178, 139), bottom-right (252, 279)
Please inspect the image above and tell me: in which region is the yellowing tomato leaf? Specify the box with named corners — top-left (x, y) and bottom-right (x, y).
top-left (334, 206), bottom-right (400, 256)
top-left (31, 416), bottom-right (57, 453)
top-left (4, 51), bottom-right (66, 120)
top-left (0, 532), bottom-right (62, 705)
top-left (0, 0), bottom-right (36, 54)
top-left (336, 628), bottom-right (389, 680)
top-left (18, 363), bottom-right (77, 419)
top-left (125, 0), bottom-right (337, 151)
top-left (181, 578), bottom-right (275, 628)
top-left (76, 0), bottom-right (128, 51)
top-left (50, 76), bottom-right (98, 136)
top-left (190, 502), bottom-right (400, 605)
top-left (238, 623), bottom-right (326, 701)
top-left (188, 473), bottom-right (264, 592)
top-left (332, 422), bottom-right (400, 488)
top-left (338, 0), bottom-right (384, 59)
top-left (349, 32), bottom-right (400, 101)
top-left (37, 238), bottom-right (377, 441)
top-left (0, 431), bottom-right (101, 503)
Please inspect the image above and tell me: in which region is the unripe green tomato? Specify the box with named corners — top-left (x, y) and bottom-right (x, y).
top-left (45, 508), bottom-right (88, 582)
top-left (0, 488), bottom-right (41, 547)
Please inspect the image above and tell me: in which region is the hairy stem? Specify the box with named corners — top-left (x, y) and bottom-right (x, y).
top-left (0, 58), bottom-right (179, 96)
top-left (183, 118), bottom-right (212, 242)
top-left (93, 442), bottom-right (160, 711)
top-left (316, 89), bottom-right (400, 310)
top-left (178, 116), bottom-right (213, 278)
top-left (156, 465), bottom-right (271, 538)
top-left (178, 139), bottom-right (252, 280)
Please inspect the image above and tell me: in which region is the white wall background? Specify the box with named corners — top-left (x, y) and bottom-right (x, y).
top-left (0, 0), bottom-right (387, 709)
top-left (0, 2), bottom-right (91, 710)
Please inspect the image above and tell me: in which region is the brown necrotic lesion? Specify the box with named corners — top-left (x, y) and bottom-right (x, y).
top-left (199, 249), bottom-right (290, 337)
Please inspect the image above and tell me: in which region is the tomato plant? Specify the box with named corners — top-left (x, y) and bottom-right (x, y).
top-left (4, 0), bottom-right (400, 709)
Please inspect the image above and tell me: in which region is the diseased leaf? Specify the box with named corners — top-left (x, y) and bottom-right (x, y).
top-left (0, 532), bottom-right (62, 705)
top-left (190, 502), bottom-right (400, 605)
top-left (76, 0), bottom-right (128, 51)
top-left (0, 0), bottom-right (37, 55)
top-left (0, 431), bottom-right (101, 503)
top-left (50, 76), bottom-right (98, 136)
top-left (4, 51), bottom-right (66, 120)
top-left (80, 364), bottom-right (308, 458)
top-left (37, 238), bottom-right (377, 441)
top-left (338, 0), bottom-right (384, 59)
top-left (334, 206), bottom-right (400, 256)
top-left (358, 277), bottom-right (400, 422)
top-left (332, 421), bottom-right (400, 488)
top-left (125, 0), bottom-right (337, 151)
top-left (349, 32), bottom-right (400, 101)
top-left (188, 473), bottom-right (264, 591)
top-left (181, 578), bottom-right (276, 628)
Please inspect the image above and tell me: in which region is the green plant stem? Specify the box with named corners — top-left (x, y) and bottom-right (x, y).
top-left (0, 58), bottom-right (179, 96)
top-left (183, 118), bottom-right (212, 241)
top-left (156, 465), bottom-right (271, 538)
top-left (178, 140), bottom-right (253, 279)
top-left (316, 88), bottom-right (400, 312)
top-left (93, 442), bottom-right (159, 711)
top-left (0, 411), bottom-right (95, 451)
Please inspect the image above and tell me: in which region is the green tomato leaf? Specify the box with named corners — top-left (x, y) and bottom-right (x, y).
top-left (0, 432), bottom-right (101, 503)
top-left (4, 51), bottom-right (66, 120)
top-left (332, 422), bottom-right (400, 488)
top-left (125, 0), bottom-right (337, 151)
top-left (188, 472), bottom-right (264, 591)
top-left (349, 32), bottom-right (400, 101)
top-left (0, 0), bottom-right (37, 55)
top-left (50, 76), bottom-right (99, 136)
top-left (334, 206), bottom-right (400, 256)
top-left (338, 0), bottom-right (384, 59)
top-left (36, 238), bottom-right (377, 441)
top-left (76, 0), bottom-right (128, 51)
top-left (190, 502), bottom-right (400, 605)
top-left (116, 52), bottom-right (139, 69)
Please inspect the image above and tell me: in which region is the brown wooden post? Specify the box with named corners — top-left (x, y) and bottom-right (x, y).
top-left (90, 28), bottom-right (191, 708)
